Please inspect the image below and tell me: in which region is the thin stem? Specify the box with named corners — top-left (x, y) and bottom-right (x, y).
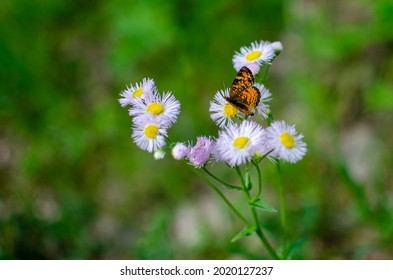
top-left (252, 160), bottom-right (262, 200)
top-left (255, 64), bottom-right (271, 84)
top-left (267, 112), bottom-right (274, 126)
top-left (262, 64), bottom-right (271, 82)
top-left (235, 166), bottom-right (246, 187)
top-left (236, 166), bottom-right (280, 260)
top-left (245, 162), bottom-right (252, 190)
top-left (276, 160), bottom-right (288, 259)
top-left (202, 167), bottom-right (242, 191)
top-left (166, 137), bottom-right (175, 146)
top-left (254, 212), bottom-right (280, 260)
top-left (191, 167), bottom-right (249, 224)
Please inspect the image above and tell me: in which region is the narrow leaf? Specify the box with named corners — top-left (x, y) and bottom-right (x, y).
top-left (249, 199), bottom-right (277, 213)
top-left (285, 239), bottom-right (306, 259)
top-left (230, 226), bottom-right (257, 243)
top-left (222, 185), bottom-right (242, 191)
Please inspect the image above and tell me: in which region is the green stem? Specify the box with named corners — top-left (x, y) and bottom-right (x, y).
top-left (267, 112), bottom-right (274, 126)
top-left (262, 64), bottom-right (271, 82)
top-left (254, 212), bottom-right (280, 260)
top-left (245, 163), bottom-right (252, 190)
top-left (255, 64), bottom-right (271, 84)
top-left (202, 167), bottom-right (242, 191)
top-left (276, 160), bottom-right (288, 259)
top-left (236, 166), bottom-right (280, 260)
top-left (191, 167), bottom-right (249, 224)
top-left (254, 150), bottom-right (273, 165)
top-left (166, 137), bottom-right (175, 146)
top-left (235, 166), bottom-right (246, 188)
top-left (252, 160), bottom-right (262, 200)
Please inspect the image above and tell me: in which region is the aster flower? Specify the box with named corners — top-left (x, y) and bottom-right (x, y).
top-left (188, 136), bottom-right (215, 168)
top-left (172, 142), bottom-right (189, 160)
top-left (209, 89), bottom-right (238, 128)
top-left (232, 40), bottom-right (276, 74)
top-left (119, 78), bottom-right (156, 107)
top-left (129, 91), bottom-right (181, 126)
top-left (131, 116), bottom-right (168, 153)
top-left (254, 83), bottom-right (272, 119)
top-left (265, 121), bottom-right (307, 163)
top-left (214, 121), bottom-right (265, 167)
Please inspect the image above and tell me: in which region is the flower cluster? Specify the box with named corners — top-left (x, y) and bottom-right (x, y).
top-left (119, 40), bottom-right (306, 167)
top-left (118, 78), bottom-right (180, 153)
top-left (118, 40), bottom-right (307, 259)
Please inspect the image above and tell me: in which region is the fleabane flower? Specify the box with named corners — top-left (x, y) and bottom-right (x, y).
top-left (119, 78), bottom-right (156, 107)
top-left (265, 121), bottom-right (307, 163)
top-left (131, 116), bottom-right (168, 153)
top-left (188, 136), bottom-right (215, 168)
top-left (172, 142), bottom-right (189, 160)
top-left (129, 91), bottom-right (181, 126)
top-left (232, 40), bottom-right (275, 74)
top-left (209, 88), bottom-right (238, 128)
top-left (214, 121), bottom-right (265, 167)
top-left (254, 83), bottom-right (272, 119)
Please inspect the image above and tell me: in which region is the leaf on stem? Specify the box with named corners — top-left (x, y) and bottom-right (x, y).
top-left (284, 239), bottom-right (306, 260)
top-left (230, 226), bottom-right (257, 243)
top-left (223, 185), bottom-right (243, 191)
top-left (249, 198), bottom-right (277, 213)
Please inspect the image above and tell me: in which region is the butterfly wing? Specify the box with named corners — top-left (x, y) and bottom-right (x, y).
top-left (229, 66), bottom-right (255, 97)
top-left (225, 67), bottom-right (260, 116)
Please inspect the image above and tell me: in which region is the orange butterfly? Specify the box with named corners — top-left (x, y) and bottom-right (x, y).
top-left (225, 66), bottom-right (261, 116)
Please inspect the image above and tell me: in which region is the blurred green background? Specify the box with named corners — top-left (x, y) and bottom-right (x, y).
top-left (1, 0), bottom-right (393, 259)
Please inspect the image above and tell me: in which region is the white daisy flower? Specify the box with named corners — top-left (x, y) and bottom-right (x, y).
top-left (232, 40), bottom-right (276, 73)
top-left (119, 78), bottom-right (156, 107)
top-left (131, 116), bottom-right (168, 153)
top-left (265, 121), bottom-right (307, 163)
top-left (209, 89), bottom-right (238, 128)
top-left (254, 83), bottom-right (272, 119)
top-left (214, 120), bottom-right (265, 167)
top-left (172, 142), bottom-right (189, 160)
top-left (129, 91), bottom-right (181, 127)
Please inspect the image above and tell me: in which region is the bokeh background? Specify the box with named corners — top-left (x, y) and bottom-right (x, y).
top-left (1, 0), bottom-right (393, 259)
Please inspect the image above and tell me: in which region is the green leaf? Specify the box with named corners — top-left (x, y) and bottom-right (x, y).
top-left (230, 226), bottom-right (257, 243)
top-left (222, 185), bottom-right (242, 191)
top-left (285, 239), bottom-right (306, 259)
top-left (249, 199), bottom-right (277, 213)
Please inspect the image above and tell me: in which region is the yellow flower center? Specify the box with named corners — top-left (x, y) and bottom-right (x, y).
top-left (245, 50), bottom-right (262, 61)
top-left (224, 103), bottom-right (238, 117)
top-left (280, 131), bottom-right (296, 148)
top-left (132, 88), bottom-right (143, 98)
top-left (144, 124), bottom-right (159, 139)
top-left (146, 102), bottom-right (164, 115)
top-left (233, 136), bottom-right (249, 149)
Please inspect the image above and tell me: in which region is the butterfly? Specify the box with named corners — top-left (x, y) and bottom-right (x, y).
top-left (225, 66), bottom-right (261, 116)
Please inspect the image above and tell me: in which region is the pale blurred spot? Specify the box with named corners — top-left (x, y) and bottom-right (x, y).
top-left (340, 123), bottom-right (380, 183)
top-left (35, 192), bottom-right (61, 222)
top-left (93, 214), bottom-right (117, 239)
top-left (197, 193), bottom-right (231, 236)
top-left (172, 203), bottom-right (202, 248)
top-left (172, 191), bottom-right (232, 247)
top-left (0, 138), bottom-right (11, 165)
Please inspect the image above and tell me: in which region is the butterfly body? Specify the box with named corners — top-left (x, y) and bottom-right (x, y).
top-left (225, 66), bottom-right (261, 116)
